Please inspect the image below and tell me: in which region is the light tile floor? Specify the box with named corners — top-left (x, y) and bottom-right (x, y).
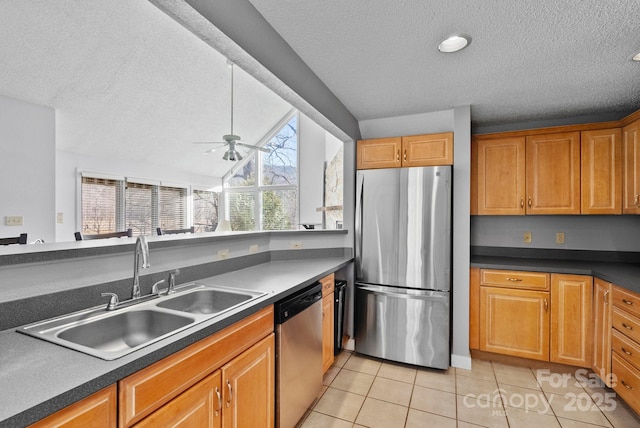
top-left (300, 351), bottom-right (640, 428)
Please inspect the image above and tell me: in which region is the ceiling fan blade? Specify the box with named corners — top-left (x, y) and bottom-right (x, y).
top-left (235, 142), bottom-right (270, 153)
top-left (193, 141), bottom-right (226, 145)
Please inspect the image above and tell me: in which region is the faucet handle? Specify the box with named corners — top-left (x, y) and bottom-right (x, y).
top-left (151, 279), bottom-right (166, 295)
top-left (101, 293), bottom-right (119, 311)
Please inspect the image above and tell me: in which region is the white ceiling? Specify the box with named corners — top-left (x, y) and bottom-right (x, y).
top-left (247, 0), bottom-right (640, 128)
top-left (0, 0), bottom-right (292, 179)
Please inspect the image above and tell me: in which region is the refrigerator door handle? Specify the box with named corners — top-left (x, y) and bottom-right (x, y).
top-left (355, 173), bottom-right (364, 278)
top-left (357, 284), bottom-right (448, 301)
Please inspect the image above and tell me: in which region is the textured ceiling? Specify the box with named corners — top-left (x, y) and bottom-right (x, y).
top-left (248, 0), bottom-right (640, 127)
top-left (0, 0), bottom-right (292, 179)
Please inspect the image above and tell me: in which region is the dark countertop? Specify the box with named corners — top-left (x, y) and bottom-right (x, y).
top-left (0, 256), bottom-right (352, 427)
top-left (471, 251), bottom-right (640, 295)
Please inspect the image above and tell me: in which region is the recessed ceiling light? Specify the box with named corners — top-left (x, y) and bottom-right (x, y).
top-left (633, 52), bottom-right (640, 62)
top-left (438, 35), bottom-right (470, 53)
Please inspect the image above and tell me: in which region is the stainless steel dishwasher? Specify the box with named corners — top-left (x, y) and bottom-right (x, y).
top-left (275, 282), bottom-right (323, 428)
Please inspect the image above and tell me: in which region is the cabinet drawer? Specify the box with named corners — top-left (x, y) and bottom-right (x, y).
top-left (612, 329), bottom-right (640, 371)
top-left (480, 269), bottom-right (549, 291)
top-left (613, 306), bottom-right (640, 344)
top-left (612, 353), bottom-right (640, 414)
top-left (320, 273), bottom-right (335, 297)
top-left (612, 285), bottom-right (640, 318)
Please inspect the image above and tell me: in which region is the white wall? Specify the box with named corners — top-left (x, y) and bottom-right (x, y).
top-left (0, 94), bottom-right (55, 242)
top-left (56, 150), bottom-right (221, 242)
top-left (298, 113), bottom-right (325, 226)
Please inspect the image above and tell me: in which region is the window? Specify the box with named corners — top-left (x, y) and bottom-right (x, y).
top-left (225, 113), bottom-right (298, 231)
top-left (80, 175), bottom-right (198, 236)
top-left (193, 189), bottom-right (219, 232)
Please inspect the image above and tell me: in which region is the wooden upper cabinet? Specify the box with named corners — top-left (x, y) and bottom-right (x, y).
top-left (401, 133), bottom-right (453, 167)
top-left (623, 119), bottom-right (640, 214)
top-left (356, 137), bottom-right (402, 169)
top-left (525, 132), bottom-right (581, 214)
top-left (476, 137), bottom-right (526, 215)
top-left (357, 133), bottom-right (453, 169)
top-left (581, 128), bottom-right (622, 214)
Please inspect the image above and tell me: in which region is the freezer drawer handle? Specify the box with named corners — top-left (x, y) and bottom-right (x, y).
top-left (358, 285), bottom-right (448, 301)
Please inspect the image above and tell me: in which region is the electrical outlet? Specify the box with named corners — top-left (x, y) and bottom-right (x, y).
top-left (56, 212), bottom-right (64, 224)
top-left (523, 232), bottom-right (532, 243)
top-left (290, 241), bottom-right (303, 250)
top-left (5, 216), bottom-right (23, 226)
top-left (249, 244), bottom-right (259, 254)
top-left (556, 232), bottom-right (565, 244)
top-left (217, 249), bottom-right (229, 260)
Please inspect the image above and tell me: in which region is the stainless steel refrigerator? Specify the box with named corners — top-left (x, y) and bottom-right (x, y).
top-left (355, 165), bottom-right (451, 369)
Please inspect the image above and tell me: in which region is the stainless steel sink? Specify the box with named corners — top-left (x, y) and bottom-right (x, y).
top-left (57, 310), bottom-right (194, 352)
top-left (156, 288), bottom-right (254, 315)
top-left (17, 283), bottom-right (267, 360)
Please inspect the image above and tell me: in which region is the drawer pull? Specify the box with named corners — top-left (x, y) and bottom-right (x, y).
top-left (622, 299), bottom-right (635, 306)
top-left (622, 323), bottom-right (634, 331)
top-left (621, 347), bottom-right (634, 356)
top-left (621, 380), bottom-right (634, 390)
top-left (505, 277), bottom-right (523, 282)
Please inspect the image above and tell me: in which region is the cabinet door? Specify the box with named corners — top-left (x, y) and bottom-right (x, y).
top-left (322, 292), bottom-right (335, 373)
top-left (476, 137), bottom-right (526, 215)
top-left (134, 372), bottom-right (222, 428)
top-left (29, 385), bottom-right (117, 428)
top-left (469, 268), bottom-right (480, 350)
top-left (526, 132), bottom-right (580, 214)
top-left (480, 286), bottom-right (550, 361)
top-left (402, 132), bottom-right (453, 167)
top-left (592, 278), bottom-right (613, 386)
top-left (222, 334), bottom-right (275, 428)
top-left (623, 119), bottom-right (640, 214)
top-left (581, 128), bottom-right (622, 214)
top-left (356, 137), bottom-right (402, 169)
top-left (551, 274), bottom-right (593, 367)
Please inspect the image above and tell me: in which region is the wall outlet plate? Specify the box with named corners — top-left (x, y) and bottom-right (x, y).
top-left (249, 244), bottom-right (259, 254)
top-left (290, 241), bottom-right (303, 250)
top-left (556, 232), bottom-right (565, 244)
top-left (5, 216), bottom-right (23, 226)
top-left (218, 249), bottom-right (229, 260)
top-left (523, 232), bottom-right (532, 244)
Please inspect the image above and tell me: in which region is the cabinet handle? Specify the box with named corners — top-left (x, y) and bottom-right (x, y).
top-left (622, 299), bottom-right (635, 306)
top-left (403, 150), bottom-right (407, 161)
top-left (397, 149), bottom-right (400, 161)
top-left (604, 290), bottom-right (609, 304)
top-left (528, 197), bottom-right (532, 208)
top-left (520, 198), bottom-right (524, 209)
top-left (505, 277), bottom-right (522, 282)
top-left (226, 379), bottom-right (232, 407)
top-left (621, 380), bottom-right (634, 390)
top-left (621, 347), bottom-right (634, 356)
top-left (215, 387), bottom-right (222, 415)
top-left (622, 323), bottom-right (634, 331)
top-left (635, 195), bottom-right (639, 206)
top-left (544, 298), bottom-right (548, 312)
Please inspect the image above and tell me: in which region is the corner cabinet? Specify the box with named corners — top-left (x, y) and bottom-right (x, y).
top-left (474, 269), bottom-right (593, 367)
top-left (119, 306), bottom-right (274, 428)
top-left (623, 118), bottom-right (640, 214)
top-left (357, 132), bottom-right (453, 169)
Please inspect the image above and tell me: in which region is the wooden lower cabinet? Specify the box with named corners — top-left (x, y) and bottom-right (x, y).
top-left (592, 278), bottom-right (613, 387)
top-left (550, 274), bottom-right (593, 367)
top-left (479, 286), bottom-right (550, 361)
top-left (29, 385), bottom-right (117, 428)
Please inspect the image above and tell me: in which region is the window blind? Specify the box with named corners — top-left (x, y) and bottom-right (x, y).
top-left (81, 176), bottom-right (124, 234)
top-left (159, 185), bottom-right (187, 230)
top-left (193, 189), bottom-right (219, 232)
top-left (125, 181), bottom-right (153, 236)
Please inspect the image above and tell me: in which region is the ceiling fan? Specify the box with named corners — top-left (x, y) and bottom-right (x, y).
top-left (194, 61), bottom-right (270, 161)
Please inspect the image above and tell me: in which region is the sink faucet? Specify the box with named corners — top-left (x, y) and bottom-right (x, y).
top-left (132, 235), bottom-right (150, 299)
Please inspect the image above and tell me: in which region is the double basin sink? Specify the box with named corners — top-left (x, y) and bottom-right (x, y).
top-left (17, 283), bottom-right (267, 360)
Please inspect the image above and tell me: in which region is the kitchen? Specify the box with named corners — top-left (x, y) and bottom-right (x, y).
top-left (2, 0), bottom-right (640, 427)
